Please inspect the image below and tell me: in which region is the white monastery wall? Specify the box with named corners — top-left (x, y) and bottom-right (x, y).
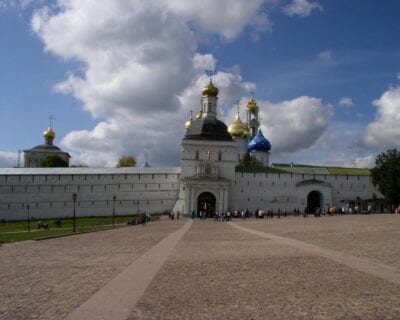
top-left (231, 171), bottom-right (379, 212)
top-left (0, 166), bottom-right (382, 220)
top-left (0, 167), bottom-right (180, 220)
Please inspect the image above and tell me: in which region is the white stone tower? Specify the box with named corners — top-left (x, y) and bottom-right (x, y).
top-left (175, 80), bottom-right (237, 215)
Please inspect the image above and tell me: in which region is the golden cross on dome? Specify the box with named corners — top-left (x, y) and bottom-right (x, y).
top-left (48, 115), bottom-right (55, 128)
top-left (205, 69), bottom-right (216, 78)
top-left (235, 100), bottom-right (241, 113)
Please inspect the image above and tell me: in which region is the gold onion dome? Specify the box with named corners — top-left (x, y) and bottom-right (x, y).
top-left (43, 127), bottom-right (56, 139)
top-left (195, 109), bottom-right (203, 119)
top-left (185, 114), bottom-right (193, 129)
top-left (202, 79), bottom-right (219, 97)
top-left (228, 113), bottom-right (250, 139)
top-left (246, 97), bottom-right (258, 110)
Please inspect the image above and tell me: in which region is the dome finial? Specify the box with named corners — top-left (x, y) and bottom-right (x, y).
top-left (195, 100), bottom-right (203, 119)
top-left (43, 115), bottom-right (56, 145)
top-left (185, 110), bottom-right (193, 129)
top-left (48, 115), bottom-right (55, 129)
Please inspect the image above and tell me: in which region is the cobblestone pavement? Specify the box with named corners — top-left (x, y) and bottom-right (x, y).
top-left (129, 218), bottom-right (400, 320)
top-left (242, 214), bottom-right (400, 269)
top-left (2, 215), bottom-right (400, 320)
top-left (0, 220), bottom-right (184, 320)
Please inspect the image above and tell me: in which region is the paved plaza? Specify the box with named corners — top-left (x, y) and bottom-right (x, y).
top-left (1, 215), bottom-right (400, 320)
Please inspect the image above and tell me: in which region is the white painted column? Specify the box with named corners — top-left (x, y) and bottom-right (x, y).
top-left (219, 189), bottom-right (223, 211)
top-left (190, 186), bottom-right (195, 214)
top-left (224, 188), bottom-right (228, 211)
top-left (184, 185), bottom-right (190, 214)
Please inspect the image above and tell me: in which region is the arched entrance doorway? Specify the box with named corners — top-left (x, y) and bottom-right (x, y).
top-left (197, 192), bottom-right (216, 218)
top-left (307, 191), bottom-right (322, 214)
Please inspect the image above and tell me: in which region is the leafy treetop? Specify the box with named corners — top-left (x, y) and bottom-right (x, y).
top-left (40, 155), bottom-right (68, 167)
top-left (370, 148), bottom-right (400, 206)
top-left (116, 156), bottom-right (137, 168)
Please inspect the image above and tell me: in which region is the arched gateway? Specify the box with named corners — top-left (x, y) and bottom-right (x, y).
top-left (197, 192), bottom-right (216, 218)
top-left (307, 191), bottom-right (323, 214)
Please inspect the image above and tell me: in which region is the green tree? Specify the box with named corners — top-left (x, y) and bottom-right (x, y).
top-left (240, 152), bottom-right (252, 166)
top-left (371, 149), bottom-right (400, 206)
top-left (116, 156), bottom-right (137, 168)
top-left (40, 155), bottom-right (68, 167)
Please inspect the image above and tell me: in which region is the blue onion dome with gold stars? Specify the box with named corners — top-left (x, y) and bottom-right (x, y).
top-left (248, 129), bottom-right (271, 152)
top-left (202, 79), bottom-right (219, 97)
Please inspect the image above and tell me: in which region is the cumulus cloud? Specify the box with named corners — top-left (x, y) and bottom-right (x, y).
top-left (338, 97), bottom-right (355, 107)
top-left (283, 0), bottom-right (323, 18)
top-left (61, 70), bottom-right (255, 167)
top-left (0, 151), bottom-right (18, 168)
top-left (161, 0), bottom-right (270, 40)
top-left (256, 96), bottom-right (333, 153)
top-left (32, 0), bottom-right (263, 166)
top-left (270, 121), bottom-right (377, 168)
top-left (362, 86), bottom-right (400, 149)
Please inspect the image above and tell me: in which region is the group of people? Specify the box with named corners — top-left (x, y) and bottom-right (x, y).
top-left (169, 211), bottom-right (180, 220)
top-left (190, 208), bottom-right (307, 221)
top-left (391, 204), bottom-right (400, 214)
top-left (170, 203), bottom-right (398, 221)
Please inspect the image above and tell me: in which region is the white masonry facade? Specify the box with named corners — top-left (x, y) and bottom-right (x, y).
top-left (0, 81), bottom-right (383, 220)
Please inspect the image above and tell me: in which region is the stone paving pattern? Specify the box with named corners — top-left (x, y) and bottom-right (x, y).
top-left (129, 216), bottom-right (400, 320)
top-left (243, 215), bottom-right (400, 269)
top-left (1, 215), bottom-right (400, 319)
top-left (0, 220), bottom-right (184, 320)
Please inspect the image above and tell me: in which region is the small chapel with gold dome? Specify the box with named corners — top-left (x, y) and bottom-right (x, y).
top-left (23, 123), bottom-right (70, 167)
top-left (0, 80), bottom-right (382, 220)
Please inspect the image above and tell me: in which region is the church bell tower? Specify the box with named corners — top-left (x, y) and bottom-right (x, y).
top-left (246, 97), bottom-right (260, 138)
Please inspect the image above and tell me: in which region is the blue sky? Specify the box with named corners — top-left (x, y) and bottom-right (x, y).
top-left (0, 0), bottom-right (399, 167)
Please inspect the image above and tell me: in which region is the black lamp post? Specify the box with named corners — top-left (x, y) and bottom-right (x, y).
top-left (26, 204), bottom-right (31, 232)
top-left (112, 195), bottom-right (116, 228)
top-left (72, 193), bottom-right (77, 233)
top-left (372, 192), bottom-right (377, 212)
